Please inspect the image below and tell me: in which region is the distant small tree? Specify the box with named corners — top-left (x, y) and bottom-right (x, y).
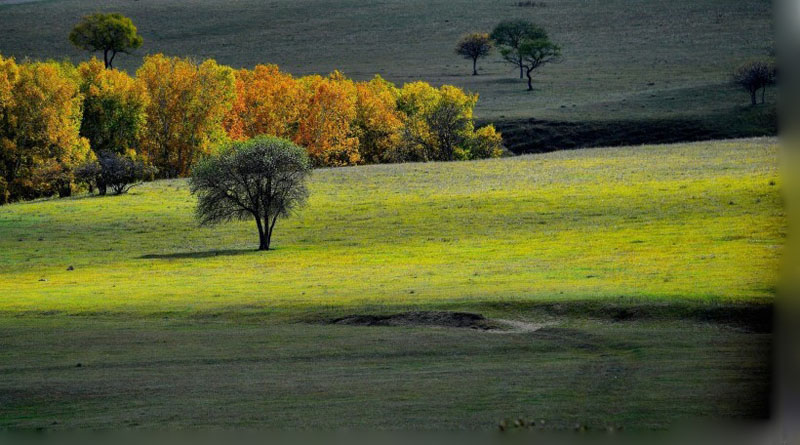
top-left (456, 33), bottom-right (493, 75)
top-left (514, 38), bottom-right (561, 91)
top-left (69, 13), bottom-right (143, 69)
top-left (490, 20), bottom-right (548, 79)
top-left (733, 60), bottom-right (776, 105)
top-left (190, 136), bottom-right (311, 251)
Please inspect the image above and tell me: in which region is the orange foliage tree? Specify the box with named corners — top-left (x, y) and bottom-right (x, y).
top-left (2, 54), bottom-right (502, 204)
top-left (221, 66), bottom-right (498, 167)
top-left (136, 54), bottom-right (235, 177)
top-left (224, 64), bottom-right (307, 142)
top-left (295, 72), bottom-right (360, 167)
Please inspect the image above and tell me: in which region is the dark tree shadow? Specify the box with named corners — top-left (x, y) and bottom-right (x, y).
top-left (139, 249), bottom-right (257, 260)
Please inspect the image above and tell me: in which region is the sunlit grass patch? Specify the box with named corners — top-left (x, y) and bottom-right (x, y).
top-left (0, 138), bottom-right (783, 315)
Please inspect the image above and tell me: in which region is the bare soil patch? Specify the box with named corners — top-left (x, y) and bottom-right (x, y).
top-left (328, 311), bottom-right (548, 333)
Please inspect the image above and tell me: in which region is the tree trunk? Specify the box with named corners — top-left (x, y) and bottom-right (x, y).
top-left (472, 57), bottom-right (478, 76)
top-left (255, 216), bottom-right (269, 250)
top-left (526, 70), bottom-right (533, 91)
top-left (750, 89), bottom-right (757, 106)
top-left (57, 182), bottom-right (71, 198)
top-left (519, 62), bottom-right (524, 79)
top-left (761, 86), bottom-right (766, 104)
top-left (103, 49), bottom-right (110, 69)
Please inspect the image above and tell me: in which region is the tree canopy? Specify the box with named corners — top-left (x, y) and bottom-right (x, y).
top-left (455, 33), bottom-right (493, 75)
top-left (190, 136), bottom-right (312, 251)
top-left (490, 20), bottom-right (548, 78)
top-left (513, 38), bottom-right (562, 91)
top-left (77, 58), bottom-right (148, 156)
top-left (0, 56), bottom-right (92, 202)
top-left (733, 60), bottom-right (776, 105)
top-left (69, 13), bottom-right (143, 69)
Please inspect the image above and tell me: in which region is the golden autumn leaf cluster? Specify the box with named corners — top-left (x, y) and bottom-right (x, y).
top-left (0, 53), bottom-right (502, 204)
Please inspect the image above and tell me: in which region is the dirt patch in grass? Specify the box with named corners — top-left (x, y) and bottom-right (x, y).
top-left (330, 311), bottom-right (494, 329)
top-left (328, 311), bottom-right (549, 333)
top-left (330, 311), bottom-right (496, 330)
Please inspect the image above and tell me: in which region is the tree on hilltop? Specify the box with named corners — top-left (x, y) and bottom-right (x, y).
top-left (69, 13), bottom-right (143, 69)
top-left (733, 60), bottom-right (776, 105)
top-left (490, 20), bottom-right (548, 79)
top-left (456, 33), bottom-right (493, 75)
top-left (514, 38), bottom-right (561, 91)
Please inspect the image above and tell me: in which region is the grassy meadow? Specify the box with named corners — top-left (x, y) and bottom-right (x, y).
top-left (0, 0), bottom-right (783, 431)
top-left (0, 138), bottom-right (783, 315)
top-left (0, 138), bottom-right (781, 429)
top-left (0, 0), bottom-right (775, 124)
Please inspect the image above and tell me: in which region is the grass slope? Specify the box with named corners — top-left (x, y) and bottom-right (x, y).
top-left (0, 138), bottom-right (780, 429)
top-left (0, 138), bottom-right (783, 315)
top-left (0, 0), bottom-right (774, 122)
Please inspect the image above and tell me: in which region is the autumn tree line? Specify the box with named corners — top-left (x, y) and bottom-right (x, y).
top-left (0, 54), bottom-right (503, 204)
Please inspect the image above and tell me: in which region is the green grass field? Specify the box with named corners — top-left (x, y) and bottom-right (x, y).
top-left (0, 0), bottom-right (775, 123)
top-left (0, 138), bottom-right (781, 429)
top-left (0, 138), bottom-right (783, 315)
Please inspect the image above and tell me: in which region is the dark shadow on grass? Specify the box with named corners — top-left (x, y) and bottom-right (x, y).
top-left (139, 249), bottom-right (257, 260)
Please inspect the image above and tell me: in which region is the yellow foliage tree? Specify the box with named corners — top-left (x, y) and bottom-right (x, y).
top-left (394, 82), bottom-right (500, 161)
top-left (0, 56), bottom-right (91, 201)
top-left (77, 58), bottom-right (149, 156)
top-left (353, 76), bottom-right (403, 164)
top-left (137, 54), bottom-right (235, 177)
top-left (220, 67), bottom-right (498, 167)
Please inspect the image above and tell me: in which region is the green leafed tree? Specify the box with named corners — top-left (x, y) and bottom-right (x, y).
top-left (455, 33), bottom-right (493, 76)
top-left (190, 136), bottom-right (312, 251)
top-left (512, 38), bottom-right (561, 91)
top-left (490, 20), bottom-right (548, 79)
top-left (69, 13), bottom-right (143, 69)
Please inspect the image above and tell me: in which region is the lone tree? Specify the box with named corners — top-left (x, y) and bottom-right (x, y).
top-left (512, 38), bottom-right (561, 91)
top-left (733, 60), bottom-right (776, 105)
top-left (490, 20), bottom-right (548, 79)
top-left (455, 33), bottom-right (492, 75)
top-left (69, 13), bottom-right (143, 69)
top-left (190, 136), bottom-right (311, 251)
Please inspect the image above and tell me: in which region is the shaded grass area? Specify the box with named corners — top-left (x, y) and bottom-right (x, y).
top-left (491, 104), bottom-right (777, 154)
top-left (0, 314), bottom-right (771, 430)
top-left (0, 138), bottom-right (783, 314)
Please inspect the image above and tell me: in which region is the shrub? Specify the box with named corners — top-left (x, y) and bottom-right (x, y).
top-left (467, 125), bottom-right (505, 159)
top-left (76, 152), bottom-right (156, 195)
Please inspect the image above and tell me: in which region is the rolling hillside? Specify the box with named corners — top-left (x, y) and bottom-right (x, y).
top-left (0, 138), bottom-right (783, 314)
